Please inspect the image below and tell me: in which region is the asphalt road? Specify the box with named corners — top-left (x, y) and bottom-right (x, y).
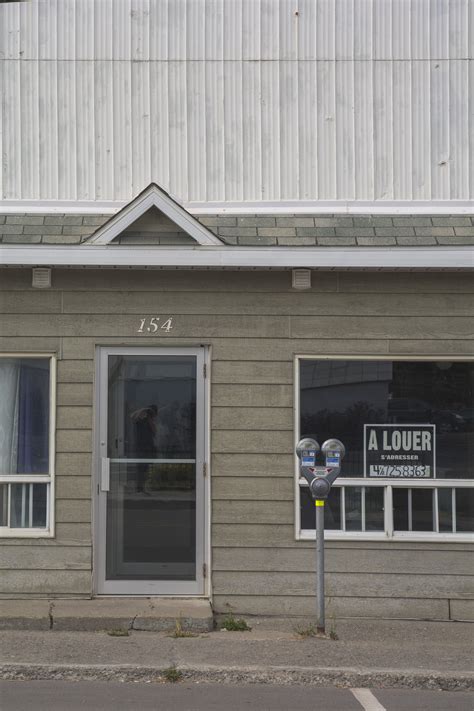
top-left (1, 681), bottom-right (472, 711)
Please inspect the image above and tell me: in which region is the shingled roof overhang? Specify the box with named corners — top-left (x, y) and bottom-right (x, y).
top-left (1, 244), bottom-right (472, 271)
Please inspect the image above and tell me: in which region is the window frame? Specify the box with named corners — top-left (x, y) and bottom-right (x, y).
top-left (0, 353), bottom-right (56, 538)
top-left (294, 355), bottom-right (474, 543)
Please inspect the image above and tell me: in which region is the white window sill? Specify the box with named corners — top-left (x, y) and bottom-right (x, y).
top-left (0, 528), bottom-right (54, 539)
top-left (298, 530), bottom-right (474, 543)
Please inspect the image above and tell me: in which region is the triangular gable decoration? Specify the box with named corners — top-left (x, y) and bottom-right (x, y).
top-left (86, 183), bottom-right (222, 246)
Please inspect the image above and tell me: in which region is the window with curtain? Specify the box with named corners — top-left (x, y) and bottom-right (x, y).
top-left (0, 356), bottom-right (53, 534)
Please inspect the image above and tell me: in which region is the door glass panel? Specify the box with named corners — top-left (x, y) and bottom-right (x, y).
top-left (108, 355), bottom-right (196, 461)
top-left (106, 355), bottom-right (197, 582)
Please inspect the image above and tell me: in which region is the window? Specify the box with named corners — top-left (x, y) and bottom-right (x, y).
top-left (296, 358), bottom-right (474, 540)
top-left (0, 356), bottom-right (55, 536)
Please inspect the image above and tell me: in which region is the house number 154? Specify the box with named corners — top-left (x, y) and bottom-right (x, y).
top-left (137, 317), bottom-right (174, 333)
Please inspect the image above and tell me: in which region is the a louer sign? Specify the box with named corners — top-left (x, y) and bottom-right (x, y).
top-left (364, 424), bottom-right (436, 478)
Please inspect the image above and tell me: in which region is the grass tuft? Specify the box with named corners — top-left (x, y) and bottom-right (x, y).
top-left (162, 665), bottom-right (182, 683)
top-left (106, 628), bottom-right (129, 637)
top-left (294, 623), bottom-right (317, 638)
top-left (294, 623), bottom-right (339, 640)
top-left (169, 618), bottom-right (198, 638)
top-left (220, 613), bottom-right (251, 632)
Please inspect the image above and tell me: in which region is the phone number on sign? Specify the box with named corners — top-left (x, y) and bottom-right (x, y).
top-left (369, 465), bottom-right (431, 478)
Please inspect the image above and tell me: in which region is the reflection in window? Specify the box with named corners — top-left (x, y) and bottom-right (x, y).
top-left (298, 358), bottom-right (473, 538)
top-left (300, 487), bottom-right (341, 531)
top-left (300, 486), bottom-right (384, 533)
top-left (300, 484), bottom-right (472, 535)
top-left (106, 460), bottom-right (196, 581)
top-left (300, 359), bottom-right (474, 479)
top-left (394, 488), bottom-right (435, 532)
top-left (345, 486), bottom-right (362, 531)
top-left (108, 356), bottom-right (196, 460)
top-left (10, 483), bottom-right (48, 528)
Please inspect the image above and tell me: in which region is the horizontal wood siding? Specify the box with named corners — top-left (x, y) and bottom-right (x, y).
top-left (0, 268), bottom-right (472, 614)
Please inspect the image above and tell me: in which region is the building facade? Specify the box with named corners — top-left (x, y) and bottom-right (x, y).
top-left (0, 0), bottom-right (473, 621)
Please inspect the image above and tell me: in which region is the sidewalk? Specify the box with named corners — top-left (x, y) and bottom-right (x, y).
top-left (1, 615), bottom-right (473, 691)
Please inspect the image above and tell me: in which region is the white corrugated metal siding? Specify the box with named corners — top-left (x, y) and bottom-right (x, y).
top-left (0, 0), bottom-right (472, 204)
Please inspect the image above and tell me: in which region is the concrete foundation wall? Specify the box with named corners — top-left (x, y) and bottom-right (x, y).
top-left (0, 268), bottom-right (473, 619)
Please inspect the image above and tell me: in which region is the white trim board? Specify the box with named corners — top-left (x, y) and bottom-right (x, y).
top-left (0, 200), bottom-right (472, 215)
top-left (187, 201), bottom-right (474, 215)
top-left (86, 183), bottom-right (222, 246)
top-left (1, 245), bottom-right (473, 270)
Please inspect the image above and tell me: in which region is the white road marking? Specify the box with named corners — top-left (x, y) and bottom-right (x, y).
top-left (351, 688), bottom-right (387, 711)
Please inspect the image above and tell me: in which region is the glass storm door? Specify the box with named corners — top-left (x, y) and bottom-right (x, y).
top-left (95, 348), bottom-right (206, 595)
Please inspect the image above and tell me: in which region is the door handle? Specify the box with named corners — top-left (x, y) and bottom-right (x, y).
top-left (101, 457), bottom-right (110, 492)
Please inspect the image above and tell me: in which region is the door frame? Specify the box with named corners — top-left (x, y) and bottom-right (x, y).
top-left (92, 345), bottom-right (209, 596)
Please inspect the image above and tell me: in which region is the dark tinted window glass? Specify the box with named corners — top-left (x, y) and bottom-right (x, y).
top-left (365, 487), bottom-right (384, 531)
top-left (300, 486), bottom-right (341, 530)
top-left (0, 484), bottom-right (7, 526)
top-left (32, 483), bottom-right (48, 527)
top-left (108, 356), bottom-right (196, 460)
top-left (106, 462), bottom-right (196, 581)
top-left (411, 489), bottom-right (434, 531)
top-left (456, 488), bottom-right (474, 532)
top-left (299, 360), bottom-right (473, 479)
top-left (393, 488), bottom-right (409, 530)
top-left (438, 488), bottom-right (453, 532)
top-left (10, 483), bottom-right (47, 528)
top-left (345, 486), bottom-right (362, 531)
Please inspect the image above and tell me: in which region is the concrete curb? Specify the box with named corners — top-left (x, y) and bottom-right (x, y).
top-left (0, 616), bottom-right (214, 633)
top-left (0, 600), bottom-right (214, 633)
top-left (1, 662), bottom-right (472, 692)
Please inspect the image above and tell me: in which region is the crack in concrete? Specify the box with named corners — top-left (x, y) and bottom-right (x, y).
top-left (48, 603), bottom-right (54, 630)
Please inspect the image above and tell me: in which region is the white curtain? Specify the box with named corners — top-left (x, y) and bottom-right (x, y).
top-left (0, 360), bottom-right (20, 474)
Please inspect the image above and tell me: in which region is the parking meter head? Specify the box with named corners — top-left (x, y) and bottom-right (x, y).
top-left (321, 438), bottom-right (345, 486)
top-left (296, 437), bottom-right (320, 468)
top-left (321, 439), bottom-right (346, 460)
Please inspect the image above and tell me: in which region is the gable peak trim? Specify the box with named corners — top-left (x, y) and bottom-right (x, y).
top-left (86, 183), bottom-right (223, 246)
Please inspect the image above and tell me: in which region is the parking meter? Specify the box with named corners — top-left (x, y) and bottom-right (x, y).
top-left (296, 436), bottom-right (346, 634)
top-left (297, 437), bottom-right (345, 501)
top-left (295, 437), bottom-right (319, 467)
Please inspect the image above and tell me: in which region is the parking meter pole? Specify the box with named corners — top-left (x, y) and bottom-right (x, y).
top-left (296, 437), bottom-right (345, 638)
top-left (315, 500), bottom-right (325, 634)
